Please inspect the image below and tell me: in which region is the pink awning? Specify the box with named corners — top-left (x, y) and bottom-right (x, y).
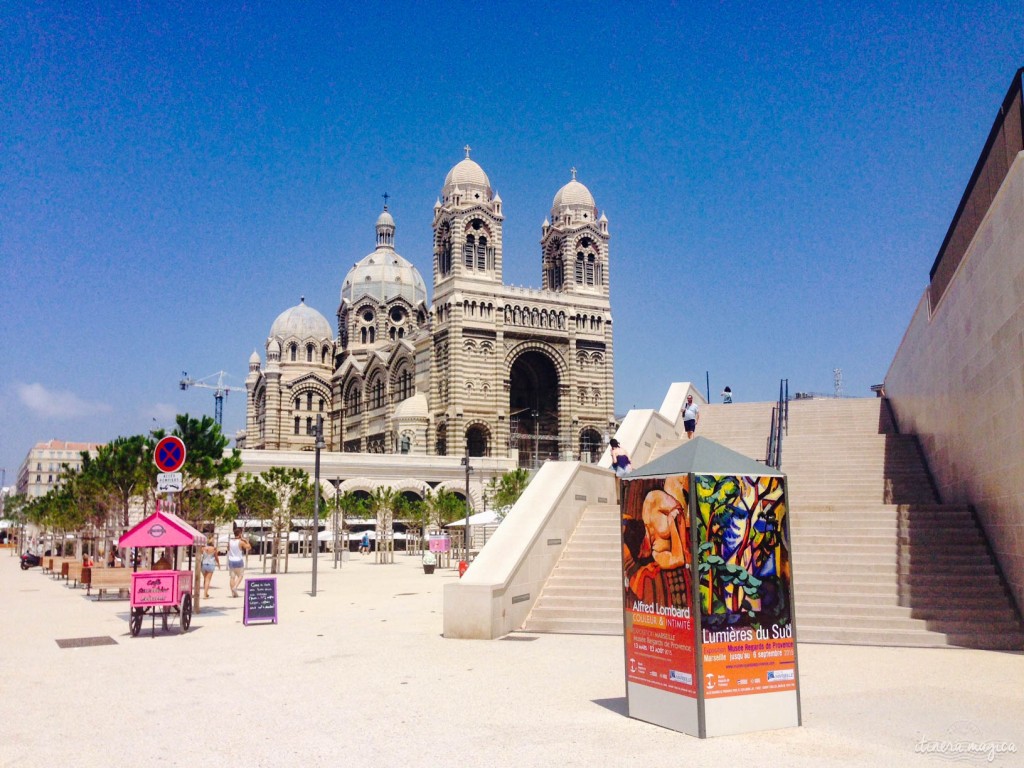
top-left (119, 511), bottom-right (207, 548)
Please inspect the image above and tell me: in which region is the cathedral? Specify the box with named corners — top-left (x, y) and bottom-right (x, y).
top-left (241, 150), bottom-right (616, 467)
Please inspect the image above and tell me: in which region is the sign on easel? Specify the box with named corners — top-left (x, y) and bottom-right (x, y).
top-left (243, 577), bottom-right (278, 625)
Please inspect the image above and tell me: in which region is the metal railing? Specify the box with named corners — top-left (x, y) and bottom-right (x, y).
top-left (765, 378), bottom-right (789, 468)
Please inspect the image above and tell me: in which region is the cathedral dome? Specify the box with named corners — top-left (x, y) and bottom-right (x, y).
top-left (270, 298), bottom-right (333, 340)
top-left (342, 208), bottom-right (427, 307)
top-left (444, 158), bottom-right (490, 189)
top-left (343, 253), bottom-right (428, 306)
top-left (442, 148), bottom-right (492, 202)
top-left (551, 172), bottom-right (597, 220)
top-left (552, 179), bottom-right (595, 209)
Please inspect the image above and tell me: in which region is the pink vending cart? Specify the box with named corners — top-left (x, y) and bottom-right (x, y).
top-left (118, 509), bottom-right (207, 637)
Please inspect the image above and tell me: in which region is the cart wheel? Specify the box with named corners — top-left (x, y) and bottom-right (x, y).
top-left (129, 608), bottom-right (143, 637)
top-left (180, 593), bottom-right (192, 632)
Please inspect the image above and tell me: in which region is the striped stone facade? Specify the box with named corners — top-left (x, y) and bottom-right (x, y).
top-left (243, 152), bottom-right (616, 466)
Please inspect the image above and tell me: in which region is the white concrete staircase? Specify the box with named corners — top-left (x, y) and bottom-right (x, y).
top-left (521, 397), bottom-right (1024, 649)
top-left (521, 503), bottom-right (623, 634)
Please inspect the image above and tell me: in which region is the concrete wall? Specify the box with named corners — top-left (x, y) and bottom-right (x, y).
top-left (443, 461), bottom-right (615, 639)
top-left (885, 151), bottom-right (1024, 611)
top-left (595, 382), bottom-right (704, 470)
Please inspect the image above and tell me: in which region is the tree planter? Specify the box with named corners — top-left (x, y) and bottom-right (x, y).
top-left (423, 564), bottom-right (436, 574)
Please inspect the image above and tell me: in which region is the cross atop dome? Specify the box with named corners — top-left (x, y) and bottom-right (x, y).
top-left (382, 192), bottom-right (390, 210)
top-left (464, 144), bottom-right (472, 158)
top-left (571, 166), bottom-right (577, 180)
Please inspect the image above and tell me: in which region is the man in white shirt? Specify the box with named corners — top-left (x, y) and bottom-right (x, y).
top-left (682, 394), bottom-right (700, 439)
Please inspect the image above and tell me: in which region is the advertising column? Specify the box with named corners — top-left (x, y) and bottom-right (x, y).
top-left (622, 474), bottom-right (699, 733)
top-left (622, 468), bottom-right (801, 738)
top-left (694, 474), bottom-right (800, 737)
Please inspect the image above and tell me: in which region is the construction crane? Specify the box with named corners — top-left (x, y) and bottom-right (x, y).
top-left (179, 371), bottom-right (242, 426)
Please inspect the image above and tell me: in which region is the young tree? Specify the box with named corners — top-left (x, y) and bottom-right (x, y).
top-left (259, 466), bottom-right (310, 574)
top-left (59, 465), bottom-right (107, 554)
top-left (231, 473), bottom-right (277, 522)
top-left (423, 487), bottom-right (464, 529)
top-left (401, 496), bottom-right (429, 554)
top-left (488, 468), bottom-right (532, 515)
top-left (291, 480), bottom-right (328, 556)
top-left (32, 486), bottom-right (80, 555)
top-left (335, 491), bottom-right (368, 553)
top-left (367, 486), bottom-right (397, 564)
top-left (2, 493), bottom-right (30, 553)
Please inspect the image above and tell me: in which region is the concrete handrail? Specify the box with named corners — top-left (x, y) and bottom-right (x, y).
top-left (597, 381), bottom-right (704, 470)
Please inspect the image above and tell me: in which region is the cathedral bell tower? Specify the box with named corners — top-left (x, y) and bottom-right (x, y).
top-left (541, 168), bottom-right (610, 298)
top-left (432, 146), bottom-right (505, 293)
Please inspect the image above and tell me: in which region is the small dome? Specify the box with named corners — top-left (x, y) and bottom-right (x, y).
top-left (552, 177), bottom-right (596, 213)
top-left (376, 209), bottom-right (395, 228)
top-left (270, 298), bottom-right (333, 341)
top-left (249, 349), bottom-right (261, 364)
top-left (393, 393), bottom-right (428, 420)
top-left (442, 147), bottom-right (492, 203)
top-left (444, 158), bottom-right (490, 189)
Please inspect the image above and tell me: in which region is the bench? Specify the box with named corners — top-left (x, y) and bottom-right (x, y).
top-left (53, 557), bottom-right (77, 579)
top-left (66, 561), bottom-right (84, 587)
top-left (67, 562), bottom-right (99, 587)
top-left (88, 567), bottom-right (133, 599)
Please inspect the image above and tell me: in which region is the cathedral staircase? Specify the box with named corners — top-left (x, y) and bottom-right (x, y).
top-left (521, 503), bottom-right (622, 634)
top-left (521, 397), bottom-right (1024, 649)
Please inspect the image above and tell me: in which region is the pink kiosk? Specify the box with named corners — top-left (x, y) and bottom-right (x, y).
top-left (118, 508), bottom-right (206, 637)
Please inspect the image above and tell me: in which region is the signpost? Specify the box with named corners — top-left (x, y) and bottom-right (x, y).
top-left (154, 435), bottom-right (186, 509)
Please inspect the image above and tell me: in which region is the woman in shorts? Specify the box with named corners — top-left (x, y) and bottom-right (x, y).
top-left (227, 527), bottom-right (251, 598)
top-left (200, 536), bottom-right (220, 599)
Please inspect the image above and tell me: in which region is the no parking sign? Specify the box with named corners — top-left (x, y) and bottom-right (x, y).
top-left (154, 436), bottom-right (187, 473)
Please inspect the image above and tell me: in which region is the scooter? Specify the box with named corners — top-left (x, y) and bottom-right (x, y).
top-left (20, 552), bottom-right (42, 570)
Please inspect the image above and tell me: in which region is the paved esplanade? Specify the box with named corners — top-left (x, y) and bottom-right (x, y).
top-left (3, 550), bottom-right (1021, 767)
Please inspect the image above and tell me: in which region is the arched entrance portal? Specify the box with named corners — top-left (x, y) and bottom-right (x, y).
top-left (509, 350), bottom-right (560, 468)
top-left (579, 428), bottom-right (603, 464)
top-left (466, 424), bottom-right (489, 457)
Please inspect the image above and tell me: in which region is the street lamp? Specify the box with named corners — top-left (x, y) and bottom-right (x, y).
top-left (460, 456), bottom-right (473, 565)
top-left (531, 409), bottom-right (539, 469)
top-left (329, 477), bottom-right (343, 569)
top-left (311, 415), bottom-right (325, 597)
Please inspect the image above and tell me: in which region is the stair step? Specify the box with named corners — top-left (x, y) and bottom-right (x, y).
top-left (524, 616), bottom-right (624, 635)
top-left (524, 398), bottom-right (1023, 648)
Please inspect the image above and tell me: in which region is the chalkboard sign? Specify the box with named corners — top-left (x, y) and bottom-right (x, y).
top-left (243, 577), bottom-right (278, 625)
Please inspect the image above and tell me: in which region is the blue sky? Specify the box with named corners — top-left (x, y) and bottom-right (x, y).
top-left (2, 1), bottom-right (1022, 480)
